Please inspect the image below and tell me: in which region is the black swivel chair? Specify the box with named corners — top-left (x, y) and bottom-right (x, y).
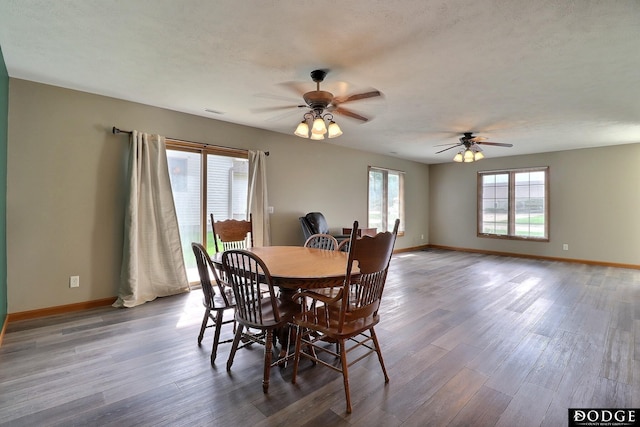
top-left (299, 212), bottom-right (348, 243)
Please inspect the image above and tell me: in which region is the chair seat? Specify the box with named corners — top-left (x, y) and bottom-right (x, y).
top-left (239, 297), bottom-right (298, 329)
top-left (204, 289), bottom-right (236, 311)
top-left (294, 307), bottom-right (380, 339)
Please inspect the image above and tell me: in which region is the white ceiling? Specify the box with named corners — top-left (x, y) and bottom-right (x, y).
top-left (1, 0), bottom-right (639, 164)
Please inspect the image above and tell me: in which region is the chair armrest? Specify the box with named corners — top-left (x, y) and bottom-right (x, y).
top-left (293, 289), bottom-right (343, 305)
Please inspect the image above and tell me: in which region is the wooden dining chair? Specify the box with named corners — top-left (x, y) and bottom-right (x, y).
top-left (211, 213), bottom-right (253, 253)
top-left (303, 233), bottom-right (339, 251)
top-left (336, 237), bottom-right (351, 252)
top-left (291, 219), bottom-right (400, 413)
top-left (222, 249), bottom-right (298, 393)
top-left (191, 242), bottom-right (236, 365)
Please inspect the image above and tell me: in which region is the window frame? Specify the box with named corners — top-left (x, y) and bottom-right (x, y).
top-left (165, 139), bottom-right (248, 273)
top-left (367, 166), bottom-right (405, 236)
top-left (477, 166), bottom-right (549, 241)
top-left (166, 139), bottom-right (248, 244)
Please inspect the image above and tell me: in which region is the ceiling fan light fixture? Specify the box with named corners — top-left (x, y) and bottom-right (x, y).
top-left (327, 121), bottom-right (342, 138)
top-left (286, 70), bottom-right (382, 141)
top-left (294, 120), bottom-right (310, 138)
top-left (443, 133), bottom-right (511, 163)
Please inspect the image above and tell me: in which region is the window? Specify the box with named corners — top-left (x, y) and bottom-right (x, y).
top-left (166, 140), bottom-right (248, 282)
top-left (478, 167), bottom-right (549, 240)
top-left (368, 166), bottom-right (405, 234)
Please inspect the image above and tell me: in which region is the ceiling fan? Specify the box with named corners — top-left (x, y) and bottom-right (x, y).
top-left (257, 69), bottom-right (383, 139)
top-left (435, 132), bottom-right (513, 162)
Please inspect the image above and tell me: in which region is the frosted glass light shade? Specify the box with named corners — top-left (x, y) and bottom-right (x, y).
top-left (311, 117), bottom-right (327, 135)
top-left (294, 121), bottom-right (309, 138)
top-left (453, 152), bottom-right (464, 162)
top-left (463, 149), bottom-right (474, 162)
top-left (310, 132), bottom-right (325, 140)
top-left (327, 121), bottom-right (343, 138)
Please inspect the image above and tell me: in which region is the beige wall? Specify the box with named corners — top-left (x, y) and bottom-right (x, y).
top-left (429, 145), bottom-right (640, 265)
top-left (7, 79), bottom-right (429, 313)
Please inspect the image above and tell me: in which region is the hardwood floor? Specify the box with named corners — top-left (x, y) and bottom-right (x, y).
top-left (1, 249), bottom-right (639, 426)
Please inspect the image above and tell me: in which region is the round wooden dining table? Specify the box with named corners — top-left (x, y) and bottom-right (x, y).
top-left (244, 246), bottom-right (350, 289)
top-left (213, 246), bottom-right (351, 356)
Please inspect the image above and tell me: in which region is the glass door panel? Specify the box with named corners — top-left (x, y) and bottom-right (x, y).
top-left (206, 155), bottom-right (248, 252)
top-left (167, 150), bottom-right (202, 282)
top-left (167, 146), bottom-right (249, 283)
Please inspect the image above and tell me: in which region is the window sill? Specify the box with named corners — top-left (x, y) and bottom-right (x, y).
top-left (477, 233), bottom-right (549, 243)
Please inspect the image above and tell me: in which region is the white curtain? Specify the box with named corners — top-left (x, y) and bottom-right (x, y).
top-left (248, 150), bottom-right (270, 246)
top-left (114, 131), bottom-right (189, 308)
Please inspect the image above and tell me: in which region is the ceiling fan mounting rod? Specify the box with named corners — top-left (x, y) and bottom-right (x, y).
top-left (310, 69), bottom-right (328, 91)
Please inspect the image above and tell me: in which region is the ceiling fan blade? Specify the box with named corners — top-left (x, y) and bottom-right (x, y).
top-left (251, 105), bottom-right (305, 114)
top-left (278, 81), bottom-right (311, 97)
top-left (477, 141), bottom-right (513, 147)
top-left (435, 144), bottom-right (462, 154)
top-left (333, 107), bottom-right (369, 122)
top-left (434, 142), bottom-right (461, 147)
top-left (333, 90), bottom-right (382, 105)
top-left (264, 109), bottom-right (305, 122)
top-left (470, 136), bottom-right (488, 142)
top-left (254, 93), bottom-right (304, 103)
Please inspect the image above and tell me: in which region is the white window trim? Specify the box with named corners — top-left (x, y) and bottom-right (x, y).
top-left (477, 166), bottom-right (549, 241)
top-left (368, 166), bottom-right (405, 236)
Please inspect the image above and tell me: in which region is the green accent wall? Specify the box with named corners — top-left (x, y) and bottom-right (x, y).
top-left (0, 46), bottom-right (7, 330)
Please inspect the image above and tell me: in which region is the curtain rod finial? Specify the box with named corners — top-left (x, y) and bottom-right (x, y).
top-left (112, 126), bottom-right (132, 135)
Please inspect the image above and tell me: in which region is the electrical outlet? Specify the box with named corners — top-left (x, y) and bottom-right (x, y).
top-left (69, 275), bottom-right (80, 288)
top-left (562, 244), bottom-right (569, 251)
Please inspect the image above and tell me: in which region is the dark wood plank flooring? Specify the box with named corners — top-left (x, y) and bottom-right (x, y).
top-left (1, 249), bottom-right (639, 426)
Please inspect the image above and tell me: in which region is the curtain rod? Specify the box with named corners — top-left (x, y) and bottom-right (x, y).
top-left (111, 126), bottom-right (269, 156)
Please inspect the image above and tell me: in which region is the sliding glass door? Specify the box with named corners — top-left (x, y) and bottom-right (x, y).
top-left (166, 143), bottom-right (248, 282)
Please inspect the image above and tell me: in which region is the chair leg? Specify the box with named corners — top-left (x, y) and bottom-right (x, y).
top-left (370, 327), bottom-right (389, 383)
top-left (291, 325), bottom-right (303, 384)
top-left (303, 329), bottom-right (318, 364)
top-left (210, 310), bottom-right (224, 365)
top-left (338, 338), bottom-right (352, 414)
top-left (198, 308), bottom-right (210, 345)
top-left (226, 323), bottom-right (244, 371)
top-left (277, 325), bottom-right (291, 368)
top-left (308, 340), bottom-right (318, 364)
top-left (263, 329), bottom-right (273, 393)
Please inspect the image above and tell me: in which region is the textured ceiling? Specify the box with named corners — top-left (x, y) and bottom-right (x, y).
top-left (1, 0), bottom-right (639, 164)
